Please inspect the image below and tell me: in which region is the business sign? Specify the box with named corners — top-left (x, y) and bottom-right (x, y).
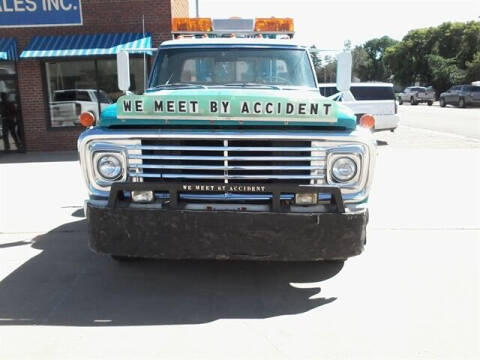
top-left (0, 0), bottom-right (82, 27)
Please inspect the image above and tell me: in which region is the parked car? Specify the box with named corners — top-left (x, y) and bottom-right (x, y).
top-left (439, 85), bottom-right (480, 108)
top-left (398, 86), bottom-right (435, 105)
top-left (49, 89), bottom-right (113, 127)
top-left (319, 82), bottom-right (399, 132)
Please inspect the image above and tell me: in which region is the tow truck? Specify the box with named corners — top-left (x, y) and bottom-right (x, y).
top-left (78, 18), bottom-right (377, 261)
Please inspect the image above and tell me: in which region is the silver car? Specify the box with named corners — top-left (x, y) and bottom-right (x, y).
top-left (398, 86), bottom-right (435, 106)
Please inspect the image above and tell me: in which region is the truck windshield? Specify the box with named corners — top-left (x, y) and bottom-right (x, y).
top-left (149, 47), bottom-right (316, 88)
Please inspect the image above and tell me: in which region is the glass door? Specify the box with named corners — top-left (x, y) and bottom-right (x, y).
top-left (0, 62), bottom-right (24, 152)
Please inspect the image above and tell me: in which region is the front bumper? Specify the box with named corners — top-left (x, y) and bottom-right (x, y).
top-left (86, 182), bottom-right (369, 261)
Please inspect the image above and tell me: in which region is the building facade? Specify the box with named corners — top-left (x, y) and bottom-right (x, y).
top-left (0, 0), bottom-right (188, 152)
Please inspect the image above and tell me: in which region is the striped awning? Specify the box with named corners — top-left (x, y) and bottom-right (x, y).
top-left (0, 38), bottom-right (18, 61)
top-left (20, 33), bottom-right (152, 59)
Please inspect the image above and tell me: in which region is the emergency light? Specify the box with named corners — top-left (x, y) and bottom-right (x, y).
top-left (172, 18), bottom-right (212, 32)
top-left (171, 17), bottom-right (294, 38)
top-left (254, 18), bottom-right (294, 33)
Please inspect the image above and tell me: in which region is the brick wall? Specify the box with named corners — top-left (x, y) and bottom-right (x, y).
top-left (2, 0), bottom-right (188, 151)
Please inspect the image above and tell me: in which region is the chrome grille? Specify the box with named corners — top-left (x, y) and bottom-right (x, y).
top-left (126, 139), bottom-right (327, 184)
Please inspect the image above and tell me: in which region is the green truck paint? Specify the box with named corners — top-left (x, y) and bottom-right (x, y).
top-left (99, 89), bottom-right (356, 129)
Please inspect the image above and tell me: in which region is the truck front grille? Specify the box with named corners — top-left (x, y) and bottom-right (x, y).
top-left (126, 138), bottom-right (327, 184)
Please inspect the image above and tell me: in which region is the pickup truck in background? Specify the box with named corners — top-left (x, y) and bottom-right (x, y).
top-left (398, 86), bottom-right (435, 105)
top-left (49, 89), bottom-right (113, 127)
top-left (439, 85), bottom-right (480, 108)
top-left (319, 82), bottom-right (400, 132)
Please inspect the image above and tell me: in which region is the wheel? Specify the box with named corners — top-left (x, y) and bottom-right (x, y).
top-left (458, 97), bottom-right (466, 108)
top-left (410, 96), bottom-right (417, 105)
top-left (427, 101), bottom-right (433, 106)
top-left (398, 97), bottom-right (403, 105)
top-left (439, 98), bottom-right (446, 107)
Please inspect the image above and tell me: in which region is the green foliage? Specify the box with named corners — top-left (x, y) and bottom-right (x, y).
top-left (361, 36), bottom-right (398, 81)
top-left (427, 55), bottom-right (466, 93)
top-left (351, 36), bottom-right (398, 82)
top-left (383, 21), bottom-right (480, 93)
top-left (352, 45), bottom-right (372, 81)
top-left (465, 52), bottom-right (480, 83)
top-left (316, 55), bottom-right (337, 83)
top-left (309, 45), bottom-right (322, 77)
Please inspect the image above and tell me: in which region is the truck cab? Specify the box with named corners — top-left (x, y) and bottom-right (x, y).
top-left (78, 18), bottom-right (376, 261)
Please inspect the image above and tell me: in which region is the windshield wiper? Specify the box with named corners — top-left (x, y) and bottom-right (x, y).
top-left (147, 83), bottom-right (207, 90)
top-left (222, 82), bottom-right (282, 90)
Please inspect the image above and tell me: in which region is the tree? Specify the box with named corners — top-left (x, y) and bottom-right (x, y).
top-left (383, 21), bottom-right (480, 91)
top-left (362, 36), bottom-right (398, 81)
top-left (316, 55), bottom-right (336, 83)
top-left (309, 45), bottom-right (322, 79)
top-left (352, 45), bottom-right (373, 81)
top-left (351, 36), bottom-right (398, 82)
top-left (427, 55), bottom-right (465, 94)
top-left (465, 52), bottom-right (480, 83)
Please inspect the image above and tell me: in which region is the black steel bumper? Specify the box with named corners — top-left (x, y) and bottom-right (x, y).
top-left (86, 183), bottom-right (368, 261)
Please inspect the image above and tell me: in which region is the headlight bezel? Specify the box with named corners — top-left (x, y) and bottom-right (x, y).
top-left (95, 153), bottom-right (124, 181)
top-left (326, 146), bottom-right (363, 187)
top-left (87, 143), bottom-right (128, 191)
top-left (331, 156), bottom-right (358, 182)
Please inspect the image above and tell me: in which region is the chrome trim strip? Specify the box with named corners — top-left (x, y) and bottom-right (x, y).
top-left (128, 173), bottom-right (326, 180)
top-left (127, 154), bottom-right (326, 161)
top-left (128, 164), bottom-right (325, 171)
top-left (126, 145), bottom-right (329, 152)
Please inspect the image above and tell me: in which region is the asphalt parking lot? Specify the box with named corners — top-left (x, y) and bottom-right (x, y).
top-left (0, 105), bottom-right (479, 359)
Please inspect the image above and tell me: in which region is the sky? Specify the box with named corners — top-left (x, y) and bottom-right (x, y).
top-left (188, 0), bottom-right (479, 51)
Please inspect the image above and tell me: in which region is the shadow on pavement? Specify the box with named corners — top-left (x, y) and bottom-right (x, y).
top-left (0, 151), bottom-right (78, 164)
top-left (0, 220), bottom-right (343, 326)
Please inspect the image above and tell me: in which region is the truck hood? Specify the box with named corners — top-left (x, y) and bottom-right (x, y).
top-left (100, 88), bottom-right (356, 130)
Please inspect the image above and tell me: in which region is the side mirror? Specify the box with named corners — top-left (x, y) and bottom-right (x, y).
top-left (117, 50), bottom-right (131, 92)
top-left (336, 51), bottom-right (352, 92)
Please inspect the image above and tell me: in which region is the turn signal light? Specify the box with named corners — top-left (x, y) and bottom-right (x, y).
top-left (172, 18), bottom-right (212, 32)
top-left (359, 114), bottom-right (375, 129)
top-left (79, 111), bottom-right (95, 127)
top-left (254, 18), bottom-right (294, 33)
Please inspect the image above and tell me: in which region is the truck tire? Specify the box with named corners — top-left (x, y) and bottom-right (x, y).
top-left (458, 98), bottom-right (466, 108)
top-left (410, 96), bottom-right (417, 105)
top-left (440, 98), bottom-right (446, 107)
top-left (427, 101), bottom-right (433, 106)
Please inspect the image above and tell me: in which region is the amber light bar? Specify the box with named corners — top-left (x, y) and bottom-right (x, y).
top-left (254, 18), bottom-right (294, 33)
top-left (172, 18), bottom-right (212, 32)
top-left (171, 17), bottom-right (294, 36)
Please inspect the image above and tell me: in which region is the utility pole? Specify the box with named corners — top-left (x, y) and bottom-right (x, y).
top-left (196, 0), bottom-right (199, 17)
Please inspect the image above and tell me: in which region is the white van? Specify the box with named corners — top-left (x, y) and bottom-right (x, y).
top-left (319, 82), bottom-right (400, 132)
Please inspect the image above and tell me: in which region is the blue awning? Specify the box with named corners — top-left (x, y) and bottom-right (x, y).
top-left (20, 33), bottom-right (152, 59)
top-left (0, 38), bottom-right (18, 61)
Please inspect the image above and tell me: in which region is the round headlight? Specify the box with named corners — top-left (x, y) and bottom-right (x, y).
top-left (97, 154), bottom-right (123, 180)
top-left (332, 157), bottom-right (357, 182)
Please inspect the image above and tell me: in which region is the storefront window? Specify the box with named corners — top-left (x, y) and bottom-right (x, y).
top-left (45, 58), bottom-right (146, 128)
